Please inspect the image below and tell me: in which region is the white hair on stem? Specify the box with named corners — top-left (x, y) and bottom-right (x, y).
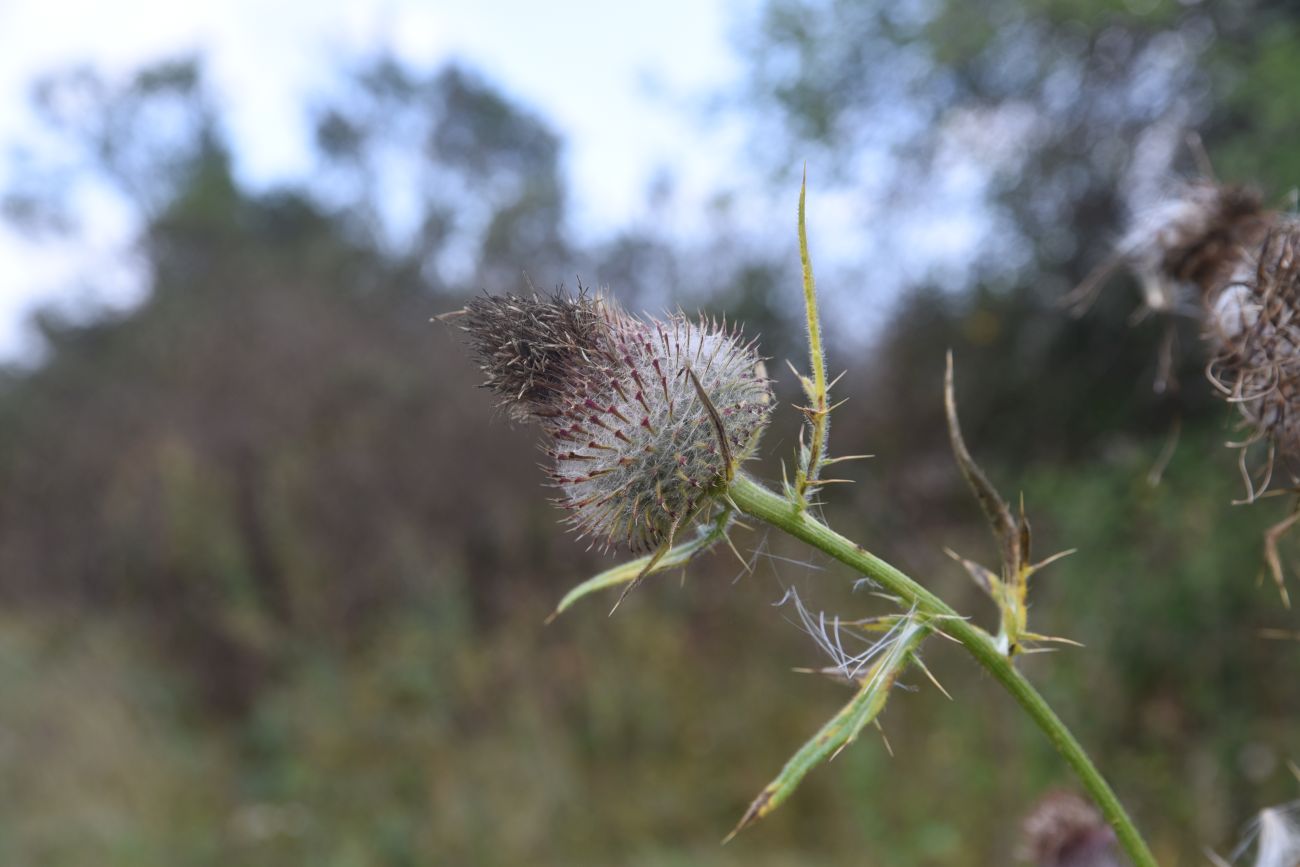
top-left (775, 587), bottom-right (920, 682)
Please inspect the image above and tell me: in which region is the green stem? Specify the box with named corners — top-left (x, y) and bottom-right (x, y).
top-left (727, 473), bottom-right (1158, 867)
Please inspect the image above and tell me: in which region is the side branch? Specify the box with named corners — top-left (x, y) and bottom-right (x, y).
top-left (793, 169), bottom-right (832, 505)
top-left (725, 472), bottom-right (1159, 867)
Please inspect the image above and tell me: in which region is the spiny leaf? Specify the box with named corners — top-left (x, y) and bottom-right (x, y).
top-left (784, 359), bottom-right (813, 397)
top-left (841, 614), bottom-right (911, 633)
top-left (548, 510), bottom-right (731, 620)
top-left (944, 351), bottom-right (1019, 574)
top-left (726, 672), bottom-right (889, 840)
top-left (725, 617), bottom-right (927, 841)
top-left (1028, 548), bottom-right (1078, 575)
top-left (910, 655), bottom-right (953, 700)
top-left (944, 352), bottom-right (1075, 658)
top-left (822, 454), bottom-right (873, 466)
top-left (1020, 632), bottom-right (1085, 648)
top-left (943, 547), bottom-right (999, 597)
top-left (610, 517), bottom-right (680, 615)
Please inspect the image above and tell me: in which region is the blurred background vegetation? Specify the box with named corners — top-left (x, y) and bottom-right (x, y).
top-left (1, 0), bottom-right (1299, 864)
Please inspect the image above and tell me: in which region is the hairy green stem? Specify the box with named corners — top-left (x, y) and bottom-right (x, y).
top-left (727, 472), bottom-right (1158, 867)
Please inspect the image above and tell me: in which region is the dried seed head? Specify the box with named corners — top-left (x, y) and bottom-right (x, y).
top-left (1021, 790), bottom-right (1120, 867)
top-left (1205, 217), bottom-right (1300, 461)
top-left (1122, 181), bottom-right (1271, 311)
top-left (1104, 180), bottom-right (1300, 486)
top-left (460, 291), bottom-right (772, 552)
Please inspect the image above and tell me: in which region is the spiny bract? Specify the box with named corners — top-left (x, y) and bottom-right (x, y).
top-left (462, 292), bottom-right (772, 552)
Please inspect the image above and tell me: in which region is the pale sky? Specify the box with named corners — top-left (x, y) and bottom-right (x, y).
top-left (0, 0), bottom-right (749, 359)
top-left (0, 0), bottom-right (997, 363)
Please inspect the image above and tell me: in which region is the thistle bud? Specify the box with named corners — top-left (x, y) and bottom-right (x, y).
top-left (460, 291), bottom-right (772, 552)
top-left (1021, 790), bottom-right (1121, 867)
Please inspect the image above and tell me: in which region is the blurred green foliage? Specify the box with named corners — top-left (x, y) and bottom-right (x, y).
top-left (1, 1), bottom-right (1299, 864)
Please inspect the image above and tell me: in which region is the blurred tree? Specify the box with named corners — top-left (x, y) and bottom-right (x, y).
top-left (0, 56), bottom-right (586, 714)
top-left (728, 0), bottom-right (1300, 471)
top-left (28, 56), bottom-right (219, 219)
top-left (312, 57), bottom-right (570, 290)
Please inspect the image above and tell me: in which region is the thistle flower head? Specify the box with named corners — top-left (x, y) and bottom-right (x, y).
top-left (1021, 790), bottom-right (1120, 867)
top-left (460, 291), bottom-right (772, 551)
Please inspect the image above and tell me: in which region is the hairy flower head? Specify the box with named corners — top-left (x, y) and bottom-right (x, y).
top-left (461, 291), bottom-right (772, 551)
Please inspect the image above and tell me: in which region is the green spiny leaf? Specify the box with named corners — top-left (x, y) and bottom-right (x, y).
top-left (726, 617), bottom-right (928, 840)
top-left (943, 547), bottom-right (1000, 598)
top-left (548, 509), bottom-right (732, 620)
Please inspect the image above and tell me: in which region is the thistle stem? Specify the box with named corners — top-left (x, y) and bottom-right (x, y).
top-left (726, 472), bottom-right (1159, 867)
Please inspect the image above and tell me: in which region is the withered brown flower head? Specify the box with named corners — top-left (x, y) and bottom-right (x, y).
top-left (1021, 790), bottom-right (1120, 867)
top-left (1123, 181), bottom-right (1271, 311)
top-left (1107, 178), bottom-right (1300, 487)
top-left (1207, 216), bottom-right (1300, 459)
top-left (460, 291), bottom-right (772, 552)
